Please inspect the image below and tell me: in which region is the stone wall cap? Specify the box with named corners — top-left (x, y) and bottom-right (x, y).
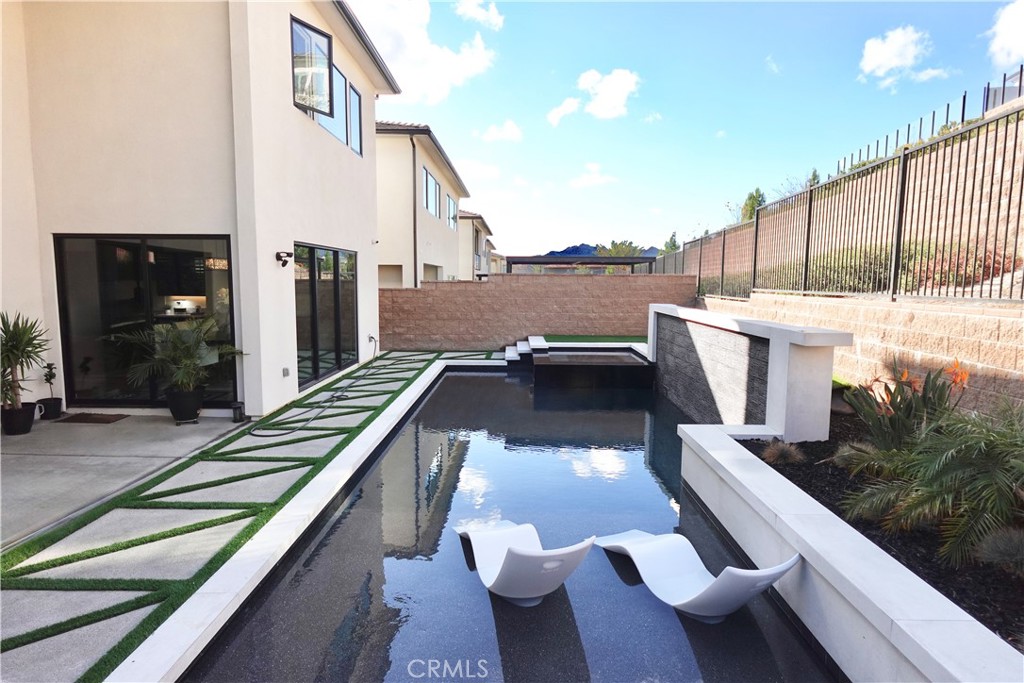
top-left (650, 304), bottom-right (853, 347)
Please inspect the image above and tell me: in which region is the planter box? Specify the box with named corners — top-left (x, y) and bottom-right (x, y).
top-left (678, 423), bottom-right (1023, 682)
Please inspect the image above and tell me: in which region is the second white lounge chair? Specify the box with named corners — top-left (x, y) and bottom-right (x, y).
top-left (456, 520), bottom-right (595, 607)
top-left (595, 529), bottom-right (800, 623)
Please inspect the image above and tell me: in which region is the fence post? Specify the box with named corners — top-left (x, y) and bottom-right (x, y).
top-left (801, 189), bottom-right (815, 292)
top-left (719, 228), bottom-right (726, 296)
top-left (697, 235), bottom-right (704, 294)
top-left (750, 210), bottom-right (760, 296)
top-left (889, 147), bottom-right (912, 301)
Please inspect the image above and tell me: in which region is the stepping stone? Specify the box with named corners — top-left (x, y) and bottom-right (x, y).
top-left (1, 590), bottom-right (148, 640)
top-left (516, 340), bottom-right (531, 354)
top-left (218, 431), bottom-right (341, 457)
top-left (342, 379), bottom-right (406, 392)
top-left (332, 392), bottom-right (389, 408)
top-left (156, 466), bottom-right (310, 503)
top-left (267, 407), bottom-right (371, 425)
top-left (17, 509), bottom-right (238, 567)
top-left (271, 412), bottom-right (369, 430)
top-left (505, 346), bottom-right (520, 361)
top-left (0, 603), bottom-right (158, 683)
top-left (32, 518), bottom-right (250, 580)
top-left (145, 461), bottom-right (294, 495)
top-left (385, 351), bottom-right (435, 358)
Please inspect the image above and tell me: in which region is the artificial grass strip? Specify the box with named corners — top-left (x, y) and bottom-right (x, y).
top-left (140, 463), bottom-right (310, 501)
top-left (1, 591), bottom-right (165, 653)
top-left (3, 353), bottom-right (442, 683)
top-left (6, 511), bottom-right (257, 578)
top-left (212, 430), bottom-right (344, 456)
top-left (544, 334), bottom-right (647, 343)
top-left (120, 500), bottom-right (264, 511)
top-left (197, 455), bottom-right (320, 465)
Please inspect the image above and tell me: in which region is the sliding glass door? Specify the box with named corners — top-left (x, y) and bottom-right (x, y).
top-left (294, 243), bottom-right (357, 386)
top-left (54, 235), bottom-right (236, 406)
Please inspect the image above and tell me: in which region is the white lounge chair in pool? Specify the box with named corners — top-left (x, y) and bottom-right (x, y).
top-left (594, 529), bottom-right (801, 623)
top-left (456, 520), bottom-right (595, 607)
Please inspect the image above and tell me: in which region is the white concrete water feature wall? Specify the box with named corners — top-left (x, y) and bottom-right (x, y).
top-left (649, 304), bottom-right (1023, 681)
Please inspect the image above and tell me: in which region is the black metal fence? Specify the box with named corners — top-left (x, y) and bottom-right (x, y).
top-left (644, 104), bottom-right (1024, 301)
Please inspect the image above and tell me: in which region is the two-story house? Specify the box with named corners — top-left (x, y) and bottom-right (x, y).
top-left (2, 0), bottom-right (399, 416)
top-left (375, 122), bottom-right (470, 287)
top-left (456, 210), bottom-right (494, 280)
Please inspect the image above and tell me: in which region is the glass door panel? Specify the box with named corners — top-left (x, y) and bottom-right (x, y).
top-left (338, 251), bottom-right (357, 366)
top-left (294, 245), bottom-right (315, 383)
top-left (315, 248), bottom-right (339, 374)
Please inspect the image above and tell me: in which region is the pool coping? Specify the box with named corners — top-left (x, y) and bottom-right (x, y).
top-left (106, 357), bottom-right (503, 682)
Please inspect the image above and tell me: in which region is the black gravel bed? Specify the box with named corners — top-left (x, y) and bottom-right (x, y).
top-left (740, 412), bottom-right (1024, 649)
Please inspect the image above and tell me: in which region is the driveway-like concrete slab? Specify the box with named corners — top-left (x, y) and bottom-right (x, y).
top-left (1, 416), bottom-right (240, 548)
top-left (1, 590), bottom-right (148, 639)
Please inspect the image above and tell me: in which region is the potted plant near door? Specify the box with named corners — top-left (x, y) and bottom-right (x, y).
top-left (39, 362), bottom-right (63, 419)
top-left (1, 312), bottom-right (50, 435)
top-left (111, 317), bottom-right (241, 424)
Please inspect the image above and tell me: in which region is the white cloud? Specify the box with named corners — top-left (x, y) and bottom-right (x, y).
top-left (649, 207), bottom-right (663, 217)
top-left (988, 0), bottom-right (1024, 69)
top-left (512, 176), bottom-right (529, 187)
top-left (643, 112), bottom-right (663, 124)
top-left (715, 129), bottom-right (727, 139)
top-left (562, 449), bottom-right (627, 482)
top-left (577, 68), bottom-right (640, 119)
top-left (569, 162), bottom-right (616, 189)
top-left (346, 0), bottom-right (494, 105)
top-left (480, 119), bottom-right (522, 142)
top-left (765, 55), bottom-right (780, 74)
top-left (858, 25), bottom-right (949, 91)
top-left (454, 0), bottom-right (505, 31)
top-left (547, 97), bottom-right (580, 126)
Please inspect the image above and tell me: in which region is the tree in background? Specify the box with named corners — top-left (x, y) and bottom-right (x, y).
top-left (741, 188), bottom-right (766, 221)
top-left (595, 240), bottom-right (644, 257)
top-left (807, 168), bottom-right (820, 188)
top-left (660, 232), bottom-right (680, 255)
top-left (774, 168), bottom-right (821, 199)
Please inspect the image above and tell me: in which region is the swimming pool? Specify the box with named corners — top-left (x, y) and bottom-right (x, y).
top-left (185, 373), bottom-right (833, 682)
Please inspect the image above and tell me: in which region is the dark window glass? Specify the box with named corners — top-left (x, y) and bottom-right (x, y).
top-left (291, 17), bottom-right (332, 116)
top-left (349, 86), bottom-right (362, 155)
top-left (294, 245), bottom-right (314, 383)
top-left (294, 243), bottom-right (357, 386)
top-left (317, 67), bottom-right (348, 144)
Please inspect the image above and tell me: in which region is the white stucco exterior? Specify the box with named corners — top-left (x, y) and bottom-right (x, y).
top-left (375, 124), bottom-right (470, 288)
top-left (1, 0), bottom-right (399, 416)
top-left (456, 211), bottom-right (493, 281)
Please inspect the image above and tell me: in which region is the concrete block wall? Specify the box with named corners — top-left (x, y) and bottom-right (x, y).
top-left (699, 293), bottom-right (1024, 412)
top-left (378, 274), bottom-right (696, 350)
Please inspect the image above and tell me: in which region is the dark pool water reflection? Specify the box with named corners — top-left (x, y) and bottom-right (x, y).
top-left (186, 374), bottom-right (833, 683)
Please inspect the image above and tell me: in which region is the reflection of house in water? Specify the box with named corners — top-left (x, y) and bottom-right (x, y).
top-left (381, 422), bottom-right (469, 559)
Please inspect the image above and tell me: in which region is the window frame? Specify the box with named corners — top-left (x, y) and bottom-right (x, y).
top-left (316, 65), bottom-right (348, 145)
top-left (291, 16), bottom-right (333, 117)
top-left (349, 85), bottom-right (363, 156)
top-left (447, 194), bottom-right (458, 229)
top-left (423, 168), bottom-right (440, 218)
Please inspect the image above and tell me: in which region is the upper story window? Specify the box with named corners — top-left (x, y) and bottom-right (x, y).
top-left (447, 195), bottom-right (458, 229)
top-left (349, 86), bottom-right (362, 156)
top-left (291, 17), bottom-right (333, 116)
top-left (423, 169), bottom-right (440, 218)
top-left (317, 66), bottom-right (348, 144)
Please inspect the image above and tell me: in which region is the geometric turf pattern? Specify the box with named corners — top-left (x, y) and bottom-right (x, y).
top-left (0, 350), bottom-right (500, 682)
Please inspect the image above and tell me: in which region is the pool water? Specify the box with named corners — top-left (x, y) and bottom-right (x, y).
top-left (186, 373), bottom-right (834, 683)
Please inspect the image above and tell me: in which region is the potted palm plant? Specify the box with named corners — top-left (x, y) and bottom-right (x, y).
top-left (111, 318), bottom-right (241, 424)
top-left (39, 362), bottom-right (63, 419)
top-left (1, 312), bottom-right (50, 435)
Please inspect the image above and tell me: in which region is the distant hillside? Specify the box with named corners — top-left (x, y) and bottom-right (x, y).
top-left (543, 244), bottom-right (659, 257)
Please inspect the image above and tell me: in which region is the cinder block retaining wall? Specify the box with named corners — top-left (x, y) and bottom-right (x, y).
top-left (655, 315), bottom-right (769, 424)
top-left (699, 293), bottom-right (1023, 412)
top-left (378, 274), bottom-right (697, 351)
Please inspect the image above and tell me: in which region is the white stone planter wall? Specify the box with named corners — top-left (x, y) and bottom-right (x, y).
top-left (678, 423), bottom-right (1024, 682)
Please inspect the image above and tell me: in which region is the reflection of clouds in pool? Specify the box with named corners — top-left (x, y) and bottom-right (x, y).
top-left (457, 466), bottom-right (491, 508)
top-left (563, 448), bottom-right (628, 481)
top-left (454, 508), bottom-right (505, 532)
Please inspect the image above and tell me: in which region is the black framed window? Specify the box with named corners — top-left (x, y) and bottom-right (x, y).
top-left (317, 66), bottom-right (348, 144)
top-left (291, 16), bottom-right (333, 116)
top-left (294, 243), bottom-right (357, 386)
top-left (53, 235), bottom-right (236, 407)
top-left (423, 169), bottom-right (440, 218)
top-left (447, 195), bottom-right (458, 229)
top-left (349, 86), bottom-right (362, 155)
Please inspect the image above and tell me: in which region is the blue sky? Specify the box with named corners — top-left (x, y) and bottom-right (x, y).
top-left (348, 1), bottom-right (1024, 255)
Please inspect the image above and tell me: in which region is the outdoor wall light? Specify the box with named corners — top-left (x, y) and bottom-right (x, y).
top-left (275, 251), bottom-right (294, 267)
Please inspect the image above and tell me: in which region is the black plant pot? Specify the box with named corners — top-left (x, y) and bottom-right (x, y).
top-left (2, 403), bottom-right (39, 435)
top-left (39, 397), bottom-right (63, 420)
top-left (166, 387), bottom-right (204, 424)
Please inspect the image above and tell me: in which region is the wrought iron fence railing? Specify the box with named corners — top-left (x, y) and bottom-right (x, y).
top-left (643, 105), bottom-right (1023, 301)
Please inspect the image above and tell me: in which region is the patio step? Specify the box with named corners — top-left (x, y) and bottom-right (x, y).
top-left (504, 345), bottom-right (520, 362)
top-left (516, 340), bottom-right (531, 355)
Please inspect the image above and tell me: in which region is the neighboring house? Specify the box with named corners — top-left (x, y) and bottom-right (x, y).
top-left (2, 0), bottom-right (399, 416)
top-left (375, 122), bottom-right (470, 288)
top-left (457, 210), bottom-right (494, 280)
top-left (488, 242), bottom-right (505, 275)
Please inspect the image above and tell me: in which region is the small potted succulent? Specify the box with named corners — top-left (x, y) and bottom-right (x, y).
top-left (38, 362), bottom-right (63, 419)
top-left (1, 312), bottom-right (50, 435)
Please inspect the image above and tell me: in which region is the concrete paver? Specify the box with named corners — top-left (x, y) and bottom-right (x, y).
top-left (19, 509), bottom-right (238, 567)
top-left (32, 518), bottom-right (250, 580)
top-left (1, 590), bottom-right (148, 639)
top-left (146, 461), bottom-right (293, 494)
top-left (157, 467), bottom-right (311, 503)
top-left (0, 604), bottom-right (158, 683)
top-left (218, 432), bottom-right (342, 457)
